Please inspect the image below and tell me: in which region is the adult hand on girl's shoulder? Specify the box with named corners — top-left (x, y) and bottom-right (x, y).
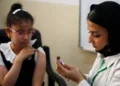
top-left (56, 60), bottom-right (84, 84)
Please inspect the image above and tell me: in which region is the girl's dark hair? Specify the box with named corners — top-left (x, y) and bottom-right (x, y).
top-left (6, 3), bottom-right (34, 27)
top-left (87, 1), bottom-right (120, 55)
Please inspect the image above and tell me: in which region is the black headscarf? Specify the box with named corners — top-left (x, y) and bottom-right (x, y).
top-left (87, 1), bottom-right (120, 57)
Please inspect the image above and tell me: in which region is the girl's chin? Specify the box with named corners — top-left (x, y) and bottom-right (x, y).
top-left (20, 44), bottom-right (29, 48)
top-left (21, 42), bottom-right (30, 46)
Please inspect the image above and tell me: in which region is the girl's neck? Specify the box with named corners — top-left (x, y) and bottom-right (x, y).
top-left (10, 43), bottom-right (22, 55)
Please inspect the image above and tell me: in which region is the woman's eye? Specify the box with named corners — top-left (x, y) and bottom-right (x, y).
top-left (88, 31), bottom-right (102, 38)
top-left (93, 34), bottom-right (101, 38)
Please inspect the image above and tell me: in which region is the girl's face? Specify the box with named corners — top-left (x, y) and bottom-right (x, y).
top-left (87, 20), bottom-right (108, 51)
top-left (6, 20), bottom-right (34, 49)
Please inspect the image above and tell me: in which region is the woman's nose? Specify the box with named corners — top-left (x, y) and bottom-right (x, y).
top-left (88, 35), bottom-right (93, 43)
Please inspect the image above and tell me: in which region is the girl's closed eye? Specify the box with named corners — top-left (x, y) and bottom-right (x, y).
top-left (17, 31), bottom-right (24, 35)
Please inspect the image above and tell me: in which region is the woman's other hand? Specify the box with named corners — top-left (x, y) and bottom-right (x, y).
top-left (56, 60), bottom-right (84, 84)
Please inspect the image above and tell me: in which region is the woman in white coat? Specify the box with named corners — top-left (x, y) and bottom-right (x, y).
top-left (56, 1), bottom-right (120, 86)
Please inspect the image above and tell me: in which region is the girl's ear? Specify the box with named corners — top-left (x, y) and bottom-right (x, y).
top-left (5, 27), bottom-right (11, 38)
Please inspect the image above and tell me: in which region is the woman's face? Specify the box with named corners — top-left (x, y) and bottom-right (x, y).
top-left (6, 20), bottom-right (34, 49)
top-left (87, 20), bottom-right (108, 51)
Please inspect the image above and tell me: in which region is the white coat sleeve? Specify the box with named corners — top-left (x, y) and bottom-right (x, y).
top-left (77, 79), bottom-right (90, 86)
top-left (85, 74), bottom-right (88, 80)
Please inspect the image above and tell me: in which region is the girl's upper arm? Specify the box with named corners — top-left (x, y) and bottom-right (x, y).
top-left (36, 48), bottom-right (46, 74)
top-left (0, 66), bottom-right (8, 85)
top-left (34, 47), bottom-right (46, 61)
top-left (0, 53), bottom-right (8, 85)
top-left (32, 48), bottom-right (46, 85)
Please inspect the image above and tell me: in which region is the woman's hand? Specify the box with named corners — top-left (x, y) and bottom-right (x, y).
top-left (56, 60), bottom-right (84, 84)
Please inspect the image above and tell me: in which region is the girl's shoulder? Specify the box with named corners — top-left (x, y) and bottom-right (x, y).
top-left (0, 42), bottom-right (10, 51)
top-left (37, 47), bottom-right (45, 55)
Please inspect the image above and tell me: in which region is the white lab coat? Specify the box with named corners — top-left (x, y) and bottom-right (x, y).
top-left (78, 53), bottom-right (120, 86)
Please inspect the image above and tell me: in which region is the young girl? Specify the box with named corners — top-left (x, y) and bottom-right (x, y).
top-left (56, 1), bottom-right (120, 86)
top-left (0, 3), bottom-right (46, 86)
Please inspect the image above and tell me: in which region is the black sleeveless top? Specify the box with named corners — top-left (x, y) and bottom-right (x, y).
top-left (0, 51), bottom-right (35, 86)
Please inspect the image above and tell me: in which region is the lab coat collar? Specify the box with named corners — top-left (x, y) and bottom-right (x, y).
top-left (99, 53), bottom-right (120, 68)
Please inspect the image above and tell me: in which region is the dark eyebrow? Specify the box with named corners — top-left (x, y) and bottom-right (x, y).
top-left (16, 28), bottom-right (33, 31)
top-left (89, 31), bottom-right (98, 33)
top-left (89, 31), bottom-right (103, 35)
top-left (88, 28), bottom-right (99, 33)
top-left (16, 29), bottom-right (23, 32)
